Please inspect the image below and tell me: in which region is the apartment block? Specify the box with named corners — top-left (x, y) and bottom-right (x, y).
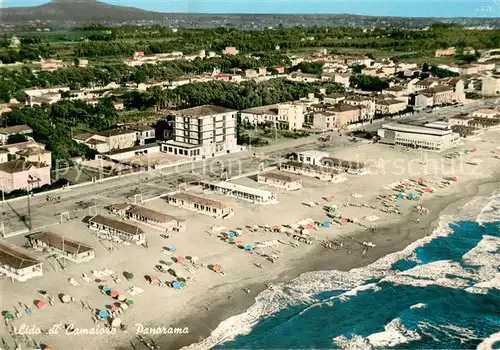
top-left (161, 105), bottom-right (241, 160)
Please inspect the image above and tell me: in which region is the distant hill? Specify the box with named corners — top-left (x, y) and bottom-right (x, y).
top-left (0, 0), bottom-right (162, 24)
top-left (0, 0), bottom-right (499, 28)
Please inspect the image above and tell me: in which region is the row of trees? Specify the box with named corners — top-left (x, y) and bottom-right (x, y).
top-left (0, 53), bottom-right (291, 102)
top-left (2, 79), bottom-right (343, 162)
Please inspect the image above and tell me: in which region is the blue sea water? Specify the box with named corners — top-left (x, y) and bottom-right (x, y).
top-left (216, 221), bottom-right (500, 349)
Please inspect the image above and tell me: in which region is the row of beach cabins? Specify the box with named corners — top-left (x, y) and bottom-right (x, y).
top-left (0, 153), bottom-right (363, 282)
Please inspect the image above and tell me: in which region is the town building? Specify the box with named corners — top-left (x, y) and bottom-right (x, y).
top-left (312, 111), bottom-right (337, 131)
top-left (26, 232), bottom-right (95, 263)
top-left (343, 95), bottom-right (375, 121)
top-left (323, 93), bottom-right (346, 105)
top-left (0, 243), bottom-right (43, 282)
top-left (288, 72), bottom-right (321, 83)
top-left (241, 103), bottom-right (305, 130)
top-left (375, 99), bottom-right (408, 115)
top-left (448, 115), bottom-right (475, 127)
top-left (257, 171), bottom-right (302, 191)
top-left (414, 86), bottom-right (455, 108)
top-left (105, 143), bottom-right (160, 161)
top-left (199, 180), bottom-right (277, 204)
top-left (164, 192), bottom-right (234, 218)
top-left (435, 47), bottom-right (456, 57)
top-left (125, 205), bottom-right (186, 232)
top-left (222, 47), bottom-right (239, 55)
top-left (412, 78), bottom-right (440, 92)
top-left (0, 140), bottom-right (51, 167)
top-left (88, 215), bottom-right (145, 244)
top-left (130, 125), bottom-right (156, 145)
top-left (472, 109), bottom-right (499, 119)
top-left (73, 129), bottom-right (138, 153)
top-left (320, 73), bottom-right (351, 88)
top-left (327, 103), bottom-right (361, 127)
top-left (296, 150), bottom-right (330, 165)
top-left (161, 105), bottom-right (241, 160)
top-left (112, 102), bottom-right (124, 111)
top-left (377, 122), bottom-right (460, 151)
top-left (346, 56), bottom-right (374, 67)
top-left (40, 59), bottom-right (66, 71)
top-left (279, 161), bottom-right (345, 182)
top-left (0, 125), bottom-right (33, 144)
top-left (361, 67), bottom-right (387, 78)
top-left (319, 157), bottom-right (365, 173)
top-left (0, 160), bottom-right (51, 193)
top-left (481, 76), bottom-right (500, 96)
top-left (382, 86), bottom-right (407, 96)
top-left (30, 93), bottom-right (61, 107)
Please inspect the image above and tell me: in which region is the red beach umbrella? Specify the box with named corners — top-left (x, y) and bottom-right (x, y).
top-left (176, 256), bottom-right (185, 263)
top-left (212, 264), bottom-right (222, 272)
top-left (109, 290), bottom-right (119, 298)
top-left (35, 300), bottom-right (47, 309)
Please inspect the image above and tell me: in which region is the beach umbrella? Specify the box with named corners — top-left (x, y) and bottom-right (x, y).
top-left (451, 176), bottom-right (458, 181)
top-left (111, 318), bottom-right (122, 328)
top-left (322, 221), bottom-right (329, 227)
top-left (4, 312), bottom-right (14, 320)
top-left (180, 281), bottom-right (187, 288)
top-left (102, 286), bottom-right (111, 293)
top-left (61, 295), bottom-right (72, 304)
top-left (176, 256), bottom-right (185, 263)
top-left (98, 310), bottom-right (110, 319)
top-left (244, 244), bottom-right (253, 251)
top-left (111, 305), bottom-right (120, 312)
top-left (109, 290), bottom-right (119, 298)
top-left (172, 282), bottom-right (181, 290)
top-left (149, 276), bottom-right (158, 282)
top-left (126, 300), bottom-right (134, 306)
top-left (425, 187), bottom-right (432, 193)
top-left (212, 264), bottom-right (222, 272)
top-left (124, 272), bottom-right (134, 280)
top-left (35, 300), bottom-right (47, 309)
top-left (168, 246), bottom-right (177, 252)
top-left (472, 148), bottom-right (478, 152)
top-left (228, 231), bottom-right (236, 238)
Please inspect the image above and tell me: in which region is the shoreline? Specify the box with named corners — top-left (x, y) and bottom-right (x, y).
top-left (153, 173), bottom-right (500, 350)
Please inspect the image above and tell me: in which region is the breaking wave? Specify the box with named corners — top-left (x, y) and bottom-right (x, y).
top-left (184, 192), bottom-right (500, 349)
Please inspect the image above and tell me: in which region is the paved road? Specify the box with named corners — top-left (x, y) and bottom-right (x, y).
top-left (0, 98), bottom-right (492, 234)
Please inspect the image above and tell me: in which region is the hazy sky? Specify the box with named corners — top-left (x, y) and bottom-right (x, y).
top-left (2, 0), bottom-right (500, 17)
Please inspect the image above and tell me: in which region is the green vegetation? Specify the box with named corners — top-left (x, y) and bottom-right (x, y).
top-left (349, 74), bottom-right (389, 91)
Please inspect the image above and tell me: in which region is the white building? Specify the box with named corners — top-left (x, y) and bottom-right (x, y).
top-left (448, 115), bottom-right (474, 127)
top-left (241, 103), bottom-right (305, 130)
top-left (0, 125), bottom-right (33, 144)
top-left (297, 150), bottom-right (329, 165)
top-left (161, 105), bottom-right (242, 160)
top-left (472, 109), bottom-right (499, 119)
top-left (257, 172), bottom-right (302, 191)
top-left (0, 243), bottom-right (43, 282)
top-left (481, 76), bottom-right (500, 96)
top-left (377, 123), bottom-right (460, 151)
top-left (200, 180), bottom-right (278, 204)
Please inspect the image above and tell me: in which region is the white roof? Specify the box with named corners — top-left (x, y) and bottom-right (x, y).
top-left (298, 150), bottom-right (330, 158)
top-left (204, 181), bottom-right (275, 198)
top-left (381, 123), bottom-right (452, 136)
top-left (424, 121), bottom-right (450, 130)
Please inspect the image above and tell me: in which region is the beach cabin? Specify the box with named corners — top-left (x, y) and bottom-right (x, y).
top-left (199, 180), bottom-right (277, 204)
top-left (88, 215), bottom-right (145, 244)
top-left (279, 161), bottom-right (345, 182)
top-left (164, 192), bottom-right (233, 218)
top-left (126, 205), bottom-right (186, 232)
top-left (319, 157), bottom-right (365, 173)
top-left (26, 232), bottom-right (95, 263)
top-left (257, 172), bottom-right (302, 191)
top-left (0, 243), bottom-right (43, 282)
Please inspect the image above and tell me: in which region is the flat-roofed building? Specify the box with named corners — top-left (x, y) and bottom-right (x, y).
top-left (257, 171), bottom-right (302, 191)
top-left (161, 105), bottom-right (241, 160)
top-left (472, 109), bottom-right (499, 119)
top-left (164, 192), bottom-right (234, 219)
top-left (377, 122), bottom-right (460, 151)
top-left (297, 150), bottom-right (330, 166)
top-left (0, 159), bottom-right (51, 193)
top-left (0, 243), bottom-right (42, 282)
top-left (312, 111), bottom-right (336, 131)
top-left (26, 232), bottom-right (95, 263)
top-left (199, 180), bottom-right (278, 204)
top-left (279, 161), bottom-right (346, 182)
top-left (328, 103), bottom-right (362, 127)
top-left (125, 205), bottom-right (186, 232)
top-left (375, 99), bottom-right (408, 115)
top-left (0, 125), bottom-right (33, 144)
top-left (241, 103), bottom-right (305, 130)
top-left (319, 157), bottom-right (365, 173)
top-left (89, 215), bottom-right (145, 244)
top-left (448, 115), bottom-right (474, 127)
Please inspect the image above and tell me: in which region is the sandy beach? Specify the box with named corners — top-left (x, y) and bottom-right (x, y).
top-left (0, 128), bottom-right (498, 350)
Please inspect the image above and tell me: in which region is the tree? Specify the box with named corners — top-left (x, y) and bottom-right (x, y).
top-left (7, 134), bottom-right (28, 144)
top-left (422, 63), bottom-right (429, 72)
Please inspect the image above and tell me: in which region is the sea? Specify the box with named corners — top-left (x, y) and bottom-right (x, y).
top-left (186, 191), bottom-right (500, 350)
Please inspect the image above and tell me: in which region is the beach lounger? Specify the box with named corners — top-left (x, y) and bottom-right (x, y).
top-left (68, 278), bottom-right (80, 286)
